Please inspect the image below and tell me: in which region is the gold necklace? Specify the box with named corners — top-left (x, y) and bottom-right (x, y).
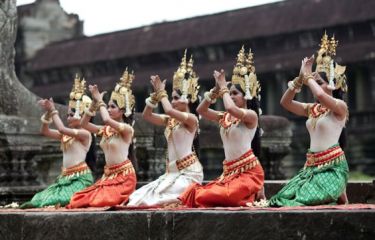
top-left (309, 103), bottom-right (329, 129)
top-left (164, 118), bottom-right (180, 140)
top-left (61, 134), bottom-right (75, 151)
top-left (219, 112), bottom-right (240, 135)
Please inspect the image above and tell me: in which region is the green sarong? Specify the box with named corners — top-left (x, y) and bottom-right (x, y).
top-left (269, 146), bottom-right (349, 207)
top-left (20, 170), bottom-right (93, 208)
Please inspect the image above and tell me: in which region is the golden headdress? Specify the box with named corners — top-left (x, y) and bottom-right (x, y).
top-left (231, 46), bottom-right (261, 100)
top-left (315, 32), bottom-right (347, 92)
top-left (68, 74), bottom-right (92, 118)
top-left (110, 68), bottom-right (135, 117)
top-left (172, 49), bottom-right (200, 103)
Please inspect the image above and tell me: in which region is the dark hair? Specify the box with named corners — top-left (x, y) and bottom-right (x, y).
top-left (175, 89), bottom-right (201, 158)
top-left (112, 99), bottom-right (138, 171)
top-left (318, 72), bottom-right (347, 149)
top-left (228, 83), bottom-right (261, 157)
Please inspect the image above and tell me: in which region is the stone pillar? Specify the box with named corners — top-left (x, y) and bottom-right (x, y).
top-left (0, 0), bottom-right (63, 204)
top-left (260, 115), bottom-right (292, 179)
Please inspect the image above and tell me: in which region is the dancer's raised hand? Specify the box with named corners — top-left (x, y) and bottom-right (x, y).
top-left (213, 69), bottom-right (227, 89)
top-left (150, 75), bottom-right (166, 92)
top-left (89, 84), bottom-right (106, 102)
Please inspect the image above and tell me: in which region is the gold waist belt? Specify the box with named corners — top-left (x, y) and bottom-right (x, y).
top-left (222, 149), bottom-right (259, 177)
top-left (62, 162), bottom-right (89, 176)
top-left (104, 159), bottom-right (135, 177)
top-left (175, 153), bottom-right (198, 171)
top-left (305, 145), bottom-right (344, 168)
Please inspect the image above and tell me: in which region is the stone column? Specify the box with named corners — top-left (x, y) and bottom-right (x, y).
top-left (260, 115), bottom-right (292, 179)
top-left (0, 0), bottom-right (62, 204)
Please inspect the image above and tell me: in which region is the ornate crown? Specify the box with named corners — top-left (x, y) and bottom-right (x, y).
top-left (231, 46), bottom-right (261, 100)
top-left (315, 32), bottom-right (347, 92)
top-left (172, 49), bottom-right (200, 103)
top-left (68, 74), bottom-right (92, 118)
top-left (110, 68), bottom-right (135, 117)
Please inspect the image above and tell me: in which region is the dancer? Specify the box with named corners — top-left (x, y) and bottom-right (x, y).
top-left (21, 76), bottom-right (94, 208)
top-left (67, 69), bottom-right (137, 208)
top-left (180, 46), bottom-right (264, 207)
top-left (269, 33), bottom-right (349, 206)
top-left (128, 51), bottom-right (203, 207)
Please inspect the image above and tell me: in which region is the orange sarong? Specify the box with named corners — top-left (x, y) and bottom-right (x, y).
top-left (179, 149), bottom-right (264, 207)
top-left (67, 159), bottom-right (136, 208)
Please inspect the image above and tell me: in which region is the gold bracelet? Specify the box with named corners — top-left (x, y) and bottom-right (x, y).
top-left (40, 113), bottom-right (52, 124)
top-left (50, 110), bottom-right (59, 116)
top-left (203, 87), bottom-right (219, 104)
top-left (98, 101), bottom-right (107, 108)
top-left (218, 87), bottom-right (230, 98)
top-left (150, 93), bottom-right (158, 104)
top-left (293, 77), bottom-right (303, 88)
top-left (288, 77), bottom-right (303, 93)
top-left (297, 73), bottom-right (304, 84)
top-left (145, 97), bottom-right (158, 108)
top-left (155, 90), bottom-right (168, 102)
top-left (303, 74), bottom-right (314, 85)
top-left (204, 91), bottom-right (216, 104)
top-left (159, 93), bottom-right (168, 101)
top-left (211, 87), bottom-right (220, 96)
top-left (292, 83), bottom-right (301, 93)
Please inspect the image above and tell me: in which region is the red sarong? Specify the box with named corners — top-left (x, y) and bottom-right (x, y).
top-left (67, 160), bottom-right (136, 208)
top-left (179, 149), bottom-right (264, 207)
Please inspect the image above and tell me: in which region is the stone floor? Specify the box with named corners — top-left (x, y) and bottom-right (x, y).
top-left (0, 208), bottom-right (375, 240)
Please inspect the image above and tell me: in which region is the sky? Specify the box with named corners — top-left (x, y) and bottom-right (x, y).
top-left (17, 0), bottom-right (282, 36)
